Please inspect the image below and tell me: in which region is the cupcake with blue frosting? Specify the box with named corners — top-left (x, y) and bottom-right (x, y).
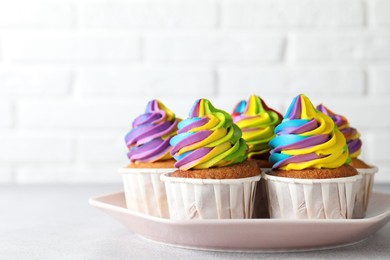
top-left (264, 94), bottom-right (361, 219)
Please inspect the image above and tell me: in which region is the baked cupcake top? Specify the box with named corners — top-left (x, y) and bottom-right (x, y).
top-left (125, 99), bottom-right (179, 163)
top-left (316, 104), bottom-right (361, 159)
top-left (170, 98), bottom-right (247, 170)
top-left (269, 94), bottom-right (350, 170)
top-left (232, 95), bottom-right (282, 159)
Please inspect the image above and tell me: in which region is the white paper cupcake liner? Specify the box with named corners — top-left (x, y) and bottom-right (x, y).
top-left (119, 167), bottom-right (175, 218)
top-left (263, 171), bottom-right (362, 219)
top-left (160, 173), bottom-right (261, 220)
top-left (353, 166), bottom-right (379, 218)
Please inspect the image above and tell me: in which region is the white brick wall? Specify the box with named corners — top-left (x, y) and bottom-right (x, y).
top-left (79, 0), bottom-right (217, 29)
top-left (2, 32), bottom-right (140, 62)
top-left (370, 0), bottom-right (390, 26)
top-left (77, 66), bottom-right (215, 96)
top-left (0, 66), bottom-right (71, 96)
top-left (145, 33), bottom-right (284, 62)
top-left (0, 0), bottom-right (389, 183)
top-left (290, 33), bottom-right (390, 61)
top-left (222, 0), bottom-right (364, 28)
top-left (0, 2), bottom-right (73, 28)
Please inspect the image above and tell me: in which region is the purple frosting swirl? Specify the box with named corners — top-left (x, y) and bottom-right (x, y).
top-left (125, 100), bottom-right (179, 163)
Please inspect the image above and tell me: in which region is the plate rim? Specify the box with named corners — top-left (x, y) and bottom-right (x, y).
top-left (136, 234), bottom-right (372, 253)
top-left (89, 191), bottom-right (390, 225)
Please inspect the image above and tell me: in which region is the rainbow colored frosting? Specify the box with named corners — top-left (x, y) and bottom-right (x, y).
top-left (269, 94), bottom-right (350, 170)
top-left (170, 99), bottom-right (247, 170)
top-left (232, 95), bottom-right (282, 159)
top-left (316, 104), bottom-right (361, 159)
top-left (125, 99), bottom-right (179, 163)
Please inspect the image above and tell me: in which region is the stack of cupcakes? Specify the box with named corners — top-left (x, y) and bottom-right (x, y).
top-left (264, 94), bottom-right (362, 219)
top-left (160, 99), bottom-right (261, 220)
top-left (317, 104), bottom-right (378, 218)
top-left (119, 99), bottom-right (179, 218)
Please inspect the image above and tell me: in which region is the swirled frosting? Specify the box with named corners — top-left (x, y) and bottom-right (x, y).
top-left (269, 94), bottom-right (350, 170)
top-left (316, 104), bottom-right (361, 159)
top-left (232, 95), bottom-right (282, 159)
top-left (125, 99), bottom-right (179, 163)
top-left (170, 99), bottom-right (247, 170)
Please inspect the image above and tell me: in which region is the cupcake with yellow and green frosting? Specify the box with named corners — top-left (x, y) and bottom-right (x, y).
top-left (232, 95), bottom-right (282, 168)
top-left (160, 98), bottom-right (261, 219)
top-left (264, 94), bottom-right (362, 219)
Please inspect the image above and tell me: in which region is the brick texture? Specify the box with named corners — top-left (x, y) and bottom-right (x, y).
top-left (371, 0), bottom-right (390, 26)
top-left (77, 67), bottom-right (215, 97)
top-left (222, 0), bottom-right (363, 28)
top-left (0, 101), bottom-right (13, 128)
top-left (145, 33), bottom-right (284, 62)
top-left (371, 67), bottom-right (390, 95)
top-left (218, 67), bottom-right (365, 96)
top-left (0, 66), bottom-right (71, 96)
top-left (0, 0), bottom-right (389, 183)
top-left (0, 133), bottom-right (74, 163)
top-left (0, 1), bottom-right (72, 28)
top-left (2, 32), bottom-right (140, 62)
top-left (290, 33), bottom-right (390, 61)
top-left (80, 0), bottom-right (217, 29)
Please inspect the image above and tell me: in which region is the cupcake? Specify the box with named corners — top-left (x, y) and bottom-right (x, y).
top-left (231, 95), bottom-right (282, 218)
top-left (231, 95), bottom-right (283, 168)
top-left (316, 104), bottom-right (378, 218)
top-left (119, 99), bottom-right (179, 218)
top-left (160, 98), bottom-right (261, 220)
top-left (264, 94), bottom-right (361, 219)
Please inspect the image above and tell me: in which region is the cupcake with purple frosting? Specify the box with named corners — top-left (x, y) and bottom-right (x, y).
top-left (119, 99), bottom-right (180, 218)
top-left (316, 104), bottom-right (378, 218)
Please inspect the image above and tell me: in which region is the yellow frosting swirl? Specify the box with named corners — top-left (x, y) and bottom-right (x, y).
top-left (232, 95), bottom-right (282, 159)
top-left (269, 94), bottom-right (350, 170)
top-left (170, 99), bottom-right (247, 170)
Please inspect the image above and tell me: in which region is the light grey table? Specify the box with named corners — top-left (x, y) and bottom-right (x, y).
top-left (1, 184), bottom-right (390, 260)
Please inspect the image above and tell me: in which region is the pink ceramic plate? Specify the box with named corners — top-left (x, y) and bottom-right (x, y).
top-left (89, 192), bottom-right (390, 252)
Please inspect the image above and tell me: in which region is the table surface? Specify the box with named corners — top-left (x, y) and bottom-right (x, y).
top-left (1, 184), bottom-right (390, 260)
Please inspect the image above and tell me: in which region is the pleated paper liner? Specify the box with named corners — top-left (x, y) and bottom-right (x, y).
top-left (263, 171), bottom-right (362, 219)
top-left (353, 166), bottom-right (379, 218)
top-left (119, 168), bottom-right (175, 218)
top-left (161, 173), bottom-right (261, 220)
